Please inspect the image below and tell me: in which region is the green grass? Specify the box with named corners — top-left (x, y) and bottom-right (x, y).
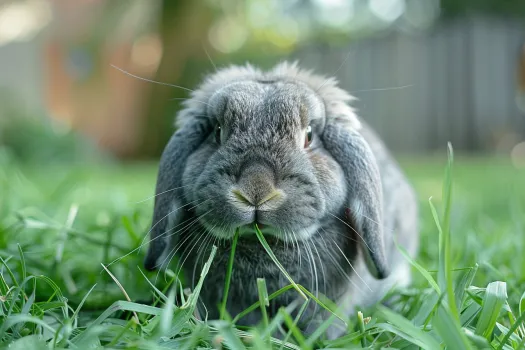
top-left (1, 147), bottom-right (525, 349)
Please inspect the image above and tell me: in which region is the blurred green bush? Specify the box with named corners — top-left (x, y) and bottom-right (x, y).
top-left (0, 92), bottom-right (104, 165)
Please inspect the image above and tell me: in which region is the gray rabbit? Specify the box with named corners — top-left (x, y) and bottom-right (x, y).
top-left (143, 62), bottom-right (419, 338)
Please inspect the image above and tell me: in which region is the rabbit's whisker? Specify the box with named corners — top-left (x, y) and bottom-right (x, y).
top-left (105, 206), bottom-right (201, 268)
top-left (160, 212), bottom-right (207, 242)
top-left (151, 210), bottom-right (213, 275)
top-left (138, 198), bottom-right (205, 253)
top-left (352, 210), bottom-right (397, 236)
top-left (302, 232), bottom-right (327, 331)
top-left (111, 64), bottom-right (195, 93)
top-left (156, 209), bottom-right (212, 267)
top-left (306, 237), bottom-right (319, 298)
top-left (203, 44), bottom-right (218, 72)
top-left (318, 231), bottom-right (366, 295)
top-left (304, 235), bottom-right (320, 328)
top-left (138, 194), bottom-right (220, 256)
top-left (291, 230), bottom-right (302, 269)
top-left (133, 184), bottom-right (193, 204)
top-left (316, 50), bottom-right (354, 92)
top-left (349, 84), bottom-right (414, 94)
top-left (186, 197), bottom-right (214, 211)
top-left (327, 212), bottom-right (375, 254)
top-left (192, 227), bottom-right (217, 288)
top-left (174, 225), bottom-right (213, 284)
top-left (328, 236), bottom-right (373, 292)
top-left (329, 229), bottom-right (360, 244)
top-left (310, 234), bottom-right (327, 296)
top-left (157, 226), bottom-right (205, 284)
top-left (169, 97), bottom-right (212, 108)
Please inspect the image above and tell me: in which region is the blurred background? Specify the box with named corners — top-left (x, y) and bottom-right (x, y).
top-left (0, 0), bottom-right (524, 162)
top-left (1, 0), bottom-right (525, 306)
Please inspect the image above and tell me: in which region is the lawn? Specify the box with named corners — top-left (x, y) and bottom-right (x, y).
top-left (1, 147), bottom-right (524, 349)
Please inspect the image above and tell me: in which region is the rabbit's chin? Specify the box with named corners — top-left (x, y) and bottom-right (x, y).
top-left (200, 220), bottom-right (322, 242)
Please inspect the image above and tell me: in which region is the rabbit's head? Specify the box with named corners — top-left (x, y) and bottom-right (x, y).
top-left (145, 62), bottom-right (390, 279)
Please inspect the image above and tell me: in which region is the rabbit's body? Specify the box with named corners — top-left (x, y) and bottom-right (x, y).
top-left (144, 62), bottom-right (418, 338)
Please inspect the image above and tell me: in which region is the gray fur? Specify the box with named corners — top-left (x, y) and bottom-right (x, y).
top-left (144, 62), bottom-right (419, 338)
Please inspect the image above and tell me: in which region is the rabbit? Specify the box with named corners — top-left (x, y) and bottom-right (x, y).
top-left (143, 61), bottom-right (419, 339)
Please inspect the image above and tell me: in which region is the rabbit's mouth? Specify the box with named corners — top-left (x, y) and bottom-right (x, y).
top-left (238, 223), bottom-right (270, 237)
top-left (236, 222), bottom-right (320, 243)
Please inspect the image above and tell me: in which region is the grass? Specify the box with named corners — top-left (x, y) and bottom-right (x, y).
top-left (1, 146), bottom-right (525, 349)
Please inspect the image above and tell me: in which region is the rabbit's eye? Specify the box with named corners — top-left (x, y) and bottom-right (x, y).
top-left (215, 124), bottom-right (222, 144)
top-left (304, 125), bottom-right (313, 148)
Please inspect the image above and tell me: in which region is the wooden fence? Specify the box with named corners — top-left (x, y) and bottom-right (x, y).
top-left (293, 16), bottom-right (525, 153)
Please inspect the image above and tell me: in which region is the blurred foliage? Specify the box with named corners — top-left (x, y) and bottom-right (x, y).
top-left (0, 93), bottom-right (102, 165)
top-left (441, 0), bottom-right (525, 18)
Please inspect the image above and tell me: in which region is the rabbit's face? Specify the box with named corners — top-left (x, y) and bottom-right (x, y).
top-left (182, 80), bottom-right (347, 241)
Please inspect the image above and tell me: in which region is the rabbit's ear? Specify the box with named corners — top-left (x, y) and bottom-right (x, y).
top-left (322, 123), bottom-right (390, 279)
top-left (144, 115), bottom-right (213, 271)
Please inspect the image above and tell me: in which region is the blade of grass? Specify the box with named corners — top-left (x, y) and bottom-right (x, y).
top-left (496, 323), bottom-right (522, 345)
top-left (0, 256), bottom-right (19, 289)
top-left (497, 308), bottom-right (525, 350)
top-left (71, 284), bottom-right (97, 323)
top-left (2, 314), bottom-right (58, 336)
top-left (395, 239), bottom-right (440, 294)
top-left (164, 245), bottom-right (217, 338)
top-left (375, 305), bottom-right (441, 350)
top-left (54, 204), bottom-right (78, 266)
top-left (357, 311), bottom-right (367, 348)
top-left (297, 285), bottom-right (346, 325)
top-left (433, 302), bottom-right (472, 350)
top-left (261, 299), bottom-right (302, 340)
top-left (257, 278), bottom-right (269, 329)
top-left (463, 327), bottom-right (491, 348)
top-left (233, 284), bottom-right (295, 323)
top-left (460, 301), bottom-right (482, 327)
top-left (220, 228), bottom-right (239, 320)
top-left (157, 288), bottom-right (176, 338)
top-left (475, 281), bottom-right (507, 340)
top-left (520, 292), bottom-right (525, 338)
top-left (413, 291), bottom-right (439, 327)
top-left (232, 282), bottom-right (346, 326)
top-left (280, 306), bottom-right (309, 350)
top-left (215, 320), bottom-right (248, 350)
top-left (254, 224), bottom-right (306, 300)
top-left (24, 275), bottom-right (69, 319)
top-left (16, 245), bottom-right (26, 284)
top-left (454, 264), bottom-right (479, 310)
top-left (248, 328), bottom-right (273, 350)
top-left (280, 299), bottom-right (310, 349)
top-left (178, 324), bottom-right (209, 350)
top-left (105, 318), bottom-right (136, 347)
top-left (437, 143), bottom-right (459, 319)
top-left (305, 313), bottom-right (337, 347)
top-left (100, 263), bottom-right (139, 323)
top-left (518, 292), bottom-right (525, 316)
top-left (137, 267), bottom-right (169, 304)
top-left (74, 300), bottom-right (163, 343)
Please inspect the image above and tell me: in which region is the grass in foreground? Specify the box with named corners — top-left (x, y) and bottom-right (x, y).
top-left (1, 147), bottom-right (525, 349)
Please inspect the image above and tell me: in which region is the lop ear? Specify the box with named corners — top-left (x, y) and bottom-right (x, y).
top-left (322, 123), bottom-right (390, 279)
top-left (144, 115), bottom-right (212, 271)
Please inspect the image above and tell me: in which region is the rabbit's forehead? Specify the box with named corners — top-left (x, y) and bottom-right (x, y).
top-left (210, 80), bottom-right (324, 129)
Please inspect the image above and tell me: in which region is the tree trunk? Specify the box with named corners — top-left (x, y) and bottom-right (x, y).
top-left (137, 0), bottom-right (214, 158)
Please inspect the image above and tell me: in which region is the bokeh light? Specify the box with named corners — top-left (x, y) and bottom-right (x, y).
top-left (369, 0), bottom-right (406, 23)
top-left (208, 17), bottom-right (249, 54)
top-left (510, 142), bottom-right (525, 169)
top-left (0, 0), bottom-right (51, 47)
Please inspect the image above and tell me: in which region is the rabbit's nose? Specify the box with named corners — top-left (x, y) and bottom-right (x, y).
top-left (232, 189), bottom-right (281, 207)
top-left (232, 163), bottom-right (283, 208)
